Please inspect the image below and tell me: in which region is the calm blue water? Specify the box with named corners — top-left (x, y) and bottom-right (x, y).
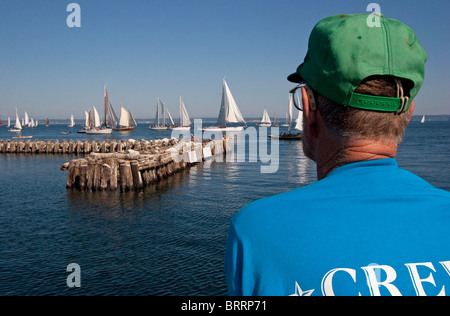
top-left (0, 118), bottom-right (449, 295)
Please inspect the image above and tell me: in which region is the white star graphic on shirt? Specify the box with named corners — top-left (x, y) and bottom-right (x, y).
top-left (290, 281), bottom-right (315, 296)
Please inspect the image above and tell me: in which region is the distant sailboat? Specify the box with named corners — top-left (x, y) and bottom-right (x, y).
top-left (280, 113), bottom-right (289, 127)
top-left (7, 117), bottom-right (11, 128)
top-left (78, 110), bottom-right (90, 133)
top-left (113, 105), bottom-right (137, 131)
top-left (0, 118), bottom-right (2, 126)
top-left (257, 108), bottom-right (271, 127)
top-left (294, 110), bottom-right (303, 132)
top-left (68, 114), bottom-right (75, 127)
top-left (203, 78), bottom-right (246, 132)
top-left (421, 115), bottom-right (425, 123)
top-left (270, 94), bottom-right (302, 140)
top-left (46, 117), bottom-right (49, 127)
top-left (24, 112), bottom-right (30, 128)
top-left (9, 108), bottom-right (22, 132)
top-left (169, 96), bottom-right (192, 131)
top-left (149, 98), bottom-right (170, 130)
top-left (272, 113), bottom-right (279, 127)
top-left (86, 86), bottom-right (113, 134)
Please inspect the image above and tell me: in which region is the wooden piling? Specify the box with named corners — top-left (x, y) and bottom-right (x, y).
top-left (58, 137), bottom-right (231, 191)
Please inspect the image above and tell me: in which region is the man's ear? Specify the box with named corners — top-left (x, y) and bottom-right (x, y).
top-left (302, 87), bottom-right (319, 137)
top-left (407, 100), bottom-right (415, 122)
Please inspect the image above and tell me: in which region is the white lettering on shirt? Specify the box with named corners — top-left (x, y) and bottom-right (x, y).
top-left (292, 260), bottom-right (450, 296)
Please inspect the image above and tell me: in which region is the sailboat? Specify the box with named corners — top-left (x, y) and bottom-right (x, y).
top-left (46, 117), bottom-right (49, 127)
top-left (280, 113), bottom-right (289, 127)
top-left (168, 97), bottom-right (192, 131)
top-left (273, 113), bottom-right (279, 127)
top-left (0, 118), bottom-right (2, 126)
top-left (203, 78), bottom-right (246, 132)
top-left (23, 112), bottom-right (30, 128)
top-left (9, 108), bottom-right (22, 132)
top-left (7, 117), bottom-right (11, 128)
top-left (257, 108), bottom-right (271, 127)
top-left (294, 110), bottom-right (303, 132)
top-left (421, 115), bottom-right (425, 123)
top-left (149, 98), bottom-right (170, 130)
top-left (270, 95), bottom-right (302, 140)
top-left (68, 114), bottom-right (75, 127)
top-left (78, 111), bottom-right (90, 133)
top-left (113, 105), bottom-right (137, 131)
top-left (86, 86), bottom-right (113, 134)
top-left (28, 118), bottom-right (35, 128)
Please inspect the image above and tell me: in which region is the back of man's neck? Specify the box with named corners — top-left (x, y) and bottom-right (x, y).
top-left (315, 139), bottom-right (398, 180)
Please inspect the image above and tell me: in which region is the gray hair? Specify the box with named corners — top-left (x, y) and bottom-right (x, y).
top-left (317, 76), bottom-right (412, 144)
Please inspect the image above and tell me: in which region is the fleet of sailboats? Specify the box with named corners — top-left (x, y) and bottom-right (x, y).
top-left (1, 79), bottom-right (309, 139)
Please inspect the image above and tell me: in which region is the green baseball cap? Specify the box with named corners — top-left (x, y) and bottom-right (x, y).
top-left (288, 14), bottom-right (427, 113)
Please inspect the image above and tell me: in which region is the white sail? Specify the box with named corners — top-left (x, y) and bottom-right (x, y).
top-left (14, 108), bottom-right (22, 130)
top-left (179, 97), bottom-right (191, 126)
top-left (294, 109), bottom-right (303, 131)
top-left (92, 106), bottom-right (101, 127)
top-left (69, 114), bottom-right (75, 127)
top-left (7, 117), bottom-right (10, 128)
top-left (35, 120), bottom-right (38, 127)
top-left (84, 111), bottom-right (89, 127)
top-left (287, 94), bottom-right (293, 134)
top-left (119, 106), bottom-right (130, 127)
top-left (128, 108), bottom-right (137, 127)
top-left (216, 78), bottom-right (245, 126)
top-left (24, 112), bottom-right (29, 126)
top-left (29, 118), bottom-right (35, 128)
top-left (166, 106), bottom-right (175, 126)
top-left (421, 115), bottom-right (425, 123)
top-left (261, 108), bottom-right (271, 124)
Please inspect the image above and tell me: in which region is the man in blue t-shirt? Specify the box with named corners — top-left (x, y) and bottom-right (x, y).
top-left (224, 14), bottom-right (450, 296)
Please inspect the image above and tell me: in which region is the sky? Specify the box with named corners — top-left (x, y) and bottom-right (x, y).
top-left (0, 0), bottom-right (449, 121)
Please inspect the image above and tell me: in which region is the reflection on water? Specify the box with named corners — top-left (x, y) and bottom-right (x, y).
top-left (66, 169), bottom-right (191, 220)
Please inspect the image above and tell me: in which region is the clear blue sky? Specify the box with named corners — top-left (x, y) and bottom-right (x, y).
top-left (0, 0), bottom-right (449, 120)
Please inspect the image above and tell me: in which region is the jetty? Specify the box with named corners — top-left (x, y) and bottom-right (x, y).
top-left (0, 137), bottom-right (231, 191)
top-left (60, 138), bottom-right (229, 191)
top-left (0, 138), bottom-right (182, 155)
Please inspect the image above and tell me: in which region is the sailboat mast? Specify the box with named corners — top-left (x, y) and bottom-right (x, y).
top-left (288, 94), bottom-right (293, 135)
top-left (104, 86), bottom-right (108, 127)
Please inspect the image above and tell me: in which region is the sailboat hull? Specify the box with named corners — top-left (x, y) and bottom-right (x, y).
top-left (168, 126), bottom-right (191, 131)
top-left (269, 133), bottom-right (302, 140)
top-left (149, 126), bottom-right (168, 130)
top-left (201, 126), bottom-right (244, 132)
top-left (113, 126), bottom-right (135, 131)
top-left (257, 123), bottom-right (272, 127)
top-left (86, 128), bottom-right (113, 134)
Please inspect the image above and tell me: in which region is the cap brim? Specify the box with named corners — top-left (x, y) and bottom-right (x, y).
top-left (287, 72), bottom-right (303, 83)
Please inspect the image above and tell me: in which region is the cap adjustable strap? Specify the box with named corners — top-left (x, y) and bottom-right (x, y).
top-left (348, 79), bottom-right (412, 113)
top-left (349, 93), bottom-right (403, 112)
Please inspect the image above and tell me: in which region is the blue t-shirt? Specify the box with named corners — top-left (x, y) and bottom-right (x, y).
top-left (225, 159), bottom-right (450, 296)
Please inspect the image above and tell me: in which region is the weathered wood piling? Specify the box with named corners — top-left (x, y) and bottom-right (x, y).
top-left (61, 138), bottom-right (230, 191)
top-left (0, 138), bottom-right (186, 155)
